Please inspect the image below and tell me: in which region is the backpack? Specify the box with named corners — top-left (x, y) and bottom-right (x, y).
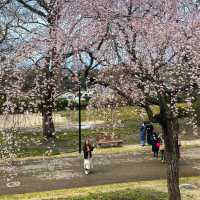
top-left (156, 142), bottom-right (160, 148)
top-left (156, 137), bottom-right (161, 148)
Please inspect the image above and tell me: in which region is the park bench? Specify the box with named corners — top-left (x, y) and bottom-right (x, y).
top-left (96, 134), bottom-right (123, 148)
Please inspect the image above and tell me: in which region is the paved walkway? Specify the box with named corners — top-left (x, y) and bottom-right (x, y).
top-left (0, 147), bottom-right (200, 195)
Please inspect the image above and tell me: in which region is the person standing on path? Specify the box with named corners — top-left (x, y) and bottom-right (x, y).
top-left (146, 123), bottom-right (154, 145)
top-left (160, 136), bottom-right (165, 162)
top-left (83, 138), bottom-right (94, 174)
top-left (140, 122), bottom-right (147, 146)
top-left (177, 138), bottom-right (181, 160)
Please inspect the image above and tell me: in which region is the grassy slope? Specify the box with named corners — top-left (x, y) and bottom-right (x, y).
top-left (1, 177), bottom-right (200, 200)
top-left (0, 106), bottom-right (199, 158)
top-left (0, 106), bottom-right (146, 158)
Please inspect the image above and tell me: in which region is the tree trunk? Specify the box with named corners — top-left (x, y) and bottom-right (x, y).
top-left (144, 105), bottom-right (154, 121)
top-left (42, 86), bottom-right (55, 138)
top-left (162, 117), bottom-right (181, 200)
top-left (42, 105), bottom-right (55, 138)
top-left (158, 94), bottom-right (181, 200)
top-left (41, 17), bottom-right (57, 139)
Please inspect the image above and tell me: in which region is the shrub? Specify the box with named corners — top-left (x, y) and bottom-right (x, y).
top-left (193, 99), bottom-right (200, 126)
top-left (55, 98), bottom-right (68, 111)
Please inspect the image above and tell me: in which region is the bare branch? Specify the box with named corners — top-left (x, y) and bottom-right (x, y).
top-left (16, 0), bottom-right (47, 17)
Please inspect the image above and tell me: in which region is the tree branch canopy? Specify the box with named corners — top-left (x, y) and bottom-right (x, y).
top-left (16, 0), bottom-right (47, 17)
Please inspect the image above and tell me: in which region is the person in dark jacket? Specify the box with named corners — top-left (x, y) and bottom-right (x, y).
top-left (146, 123), bottom-right (154, 145)
top-left (83, 138), bottom-right (94, 174)
top-left (140, 122), bottom-right (146, 146)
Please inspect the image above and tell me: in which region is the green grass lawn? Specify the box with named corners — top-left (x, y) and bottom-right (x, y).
top-left (61, 189), bottom-right (167, 200)
top-left (58, 106), bottom-right (145, 122)
top-left (0, 106), bottom-right (146, 158)
top-left (0, 185), bottom-right (168, 200)
top-left (0, 105), bottom-right (199, 159)
top-left (1, 177), bottom-right (200, 200)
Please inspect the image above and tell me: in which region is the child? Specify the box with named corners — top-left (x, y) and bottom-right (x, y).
top-left (152, 132), bottom-right (160, 158)
top-left (83, 138), bottom-right (94, 174)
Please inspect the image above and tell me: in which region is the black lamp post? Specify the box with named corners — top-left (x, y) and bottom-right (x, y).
top-left (72, 74), bottom-right (82, 154)
top-left (78, 82), bottom-right (81, 154)
top-left (74, 76), bottom-right (95, 154)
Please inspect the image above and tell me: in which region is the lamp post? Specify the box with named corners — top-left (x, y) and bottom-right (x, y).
top-left (73, 76), bottom-right (95, 153)
top-left (72, 74), bottom-right (82, 154)
top-left (78, 81), bottom-right (81, 154)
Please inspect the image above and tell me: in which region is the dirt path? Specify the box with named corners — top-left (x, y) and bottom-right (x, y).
top-left (0, 148), bottom-right (200, 195)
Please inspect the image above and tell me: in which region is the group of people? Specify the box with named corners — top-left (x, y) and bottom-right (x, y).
top-left (140, 121), bottom-right (165, 162)
top-left (82, 121), bottom-right (180, 175)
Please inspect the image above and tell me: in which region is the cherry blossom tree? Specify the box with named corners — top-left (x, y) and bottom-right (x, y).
top-left (1, 0), bottom-right (199, 199)
top-left (10, 0), bottom-right (110, 137)
top-left (82, 1), bottom-right (200, 200)
top-left (0, 0), bottom-right (25, 114)
top-left (10, 0), bottom-right (72, 137)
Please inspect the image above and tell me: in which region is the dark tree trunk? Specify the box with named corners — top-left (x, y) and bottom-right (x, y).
top-left (161, 117), bottom-right (181, 200)
top-left (42, 98), bottom-right (55, 138)
top-left (42, 113), bottom-right (55, 138)
top-left (144, 105), bottom-right (154, 121)
top-left (159, 95), bottom-right (181, 200)
top-left (41, 14), bottom-right (58, 139)
top-left (42, 77), bottom-right (55, 138)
